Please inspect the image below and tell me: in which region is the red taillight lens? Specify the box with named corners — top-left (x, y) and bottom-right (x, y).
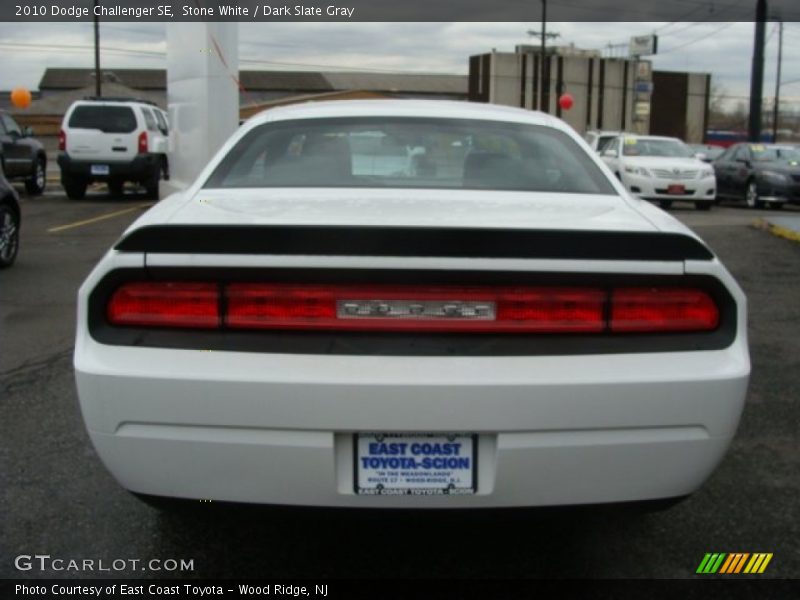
top-left (105, 282), bottom-right (720, 334)
top-left (611, 288), bottom-right (719, 332)
top-left (58, 129), bottom-right (66, 151)
top-left (225, 284), bottom-right (605, 333)
top-left (138, 131), bottom-right (148, 154)
top-left (107, 282), bottom-right (220, 329)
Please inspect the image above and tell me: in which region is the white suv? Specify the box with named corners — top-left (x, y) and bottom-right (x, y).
top-left (58, 98), bottom-right (169, 200)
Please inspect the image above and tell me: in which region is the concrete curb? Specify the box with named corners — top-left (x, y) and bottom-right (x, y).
top-left (752, 218), bottom-right (800, 243)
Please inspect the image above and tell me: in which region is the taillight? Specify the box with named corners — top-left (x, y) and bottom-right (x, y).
top-left (107, 282), bottom-right (219, 328)
top-left (138, 131), bottom-right (148, 154)
top-left (225, 284), bottom-right (605, 333)
top-left (611, 288), bottom-right (719, 332)
top-left (104, 282), bottom-right (720, 334)
top-left (58, 129), bottom-right (66, 151)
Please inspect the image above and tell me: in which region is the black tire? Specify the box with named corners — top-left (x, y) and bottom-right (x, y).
top-left (143, 166), bottom-right (160, 199)
top-left (695, 202), bottom-right (712, 211)
top-left (161, 155), bottom-right (170, 181)
top-left (63, 179), bottom-right (87, 200)
top-left (131, 492), bottom-right (214, 513)
top-left (25, 156), bottom-right (46, 196)
top-left (0, 204), bottom-right (20, 268)
top-left (658, 200), bottom-right (673, 209)
top-left (619, 495), bottom-right (691, 514)
top-left (108, 179), bottom-right (124, 197)
top-left (144, 177), bottom-right (159, 199)
top-left (771, 202), bottom-right (784, 211)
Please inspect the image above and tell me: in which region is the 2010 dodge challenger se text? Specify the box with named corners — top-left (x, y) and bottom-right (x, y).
top-left (74, 100), bottom-right (750, 509)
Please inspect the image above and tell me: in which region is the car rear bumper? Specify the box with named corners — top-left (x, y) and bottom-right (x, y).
top-left (57, 152), bottom-right (160, 182)
top-left (75, 340), bottom-right (749, 508)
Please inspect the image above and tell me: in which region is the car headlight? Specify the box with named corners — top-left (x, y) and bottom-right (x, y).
top-left (699, 168), bottom-right (714, 179)
top-left (624, 166), bottom-right (650, 177)
top-left (760, 170), bottom-right (789, 184)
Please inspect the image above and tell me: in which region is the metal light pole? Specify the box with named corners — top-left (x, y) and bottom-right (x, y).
top-left (525, 0), bottom-right (560, 112)
top-left (540, 0), bottom-right (548, 113)
top-left (94, 0), bottom-right (101, 97)
top-left (772, 19), bottom-right (783, 141)
top-left (747, 0), bottom-right (767, 142)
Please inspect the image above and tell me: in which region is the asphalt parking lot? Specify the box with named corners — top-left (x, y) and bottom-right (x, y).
top-left (1, 189), bottom-right (799, 580)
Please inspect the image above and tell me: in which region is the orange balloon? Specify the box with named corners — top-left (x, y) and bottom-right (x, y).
top-left (10, 87), bottom-right (32, 109)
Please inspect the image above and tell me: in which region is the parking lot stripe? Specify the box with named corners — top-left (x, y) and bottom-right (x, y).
top-left (47, 203), bottom-right (154, 233)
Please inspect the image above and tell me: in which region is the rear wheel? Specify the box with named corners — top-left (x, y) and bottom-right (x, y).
top-left (25, 157), bottom-right (46, 196)
top-left (618, 495), bottom-right (691, 514)
top-left (161, 155), bottom-right (170, 181)
top-left (0, 204), bottom-right (20, 268)
top-left (144, 175), bottom-right (159, 199)
top-left (658, 200), bottom-right (673, 209)
top-left (131, 492), bottom-right (212, 513)
top-left (108, 179), bottom-right (124, 197)
top-left (63, 178), bottom-right (87, 200)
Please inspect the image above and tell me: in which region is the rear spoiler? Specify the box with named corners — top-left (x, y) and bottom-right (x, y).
top-left (115, 225), bottom-right (714, 262)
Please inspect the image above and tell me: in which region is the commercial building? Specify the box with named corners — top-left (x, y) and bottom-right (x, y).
top-left (468, 46), bottom-right (710, 142)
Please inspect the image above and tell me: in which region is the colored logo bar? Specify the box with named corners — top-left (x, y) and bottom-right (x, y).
top-left (696, 553), bottom-right (773, 574)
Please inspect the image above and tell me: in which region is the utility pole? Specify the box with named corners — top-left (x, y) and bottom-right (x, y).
top-left (526, 0), bottom-right (560, 113)
top-left (747, 0), bottom-right (767, 142)
top-left (93, 0), bottom-right (101, 97)
top-left (772, 18), bottom-right (783, 142)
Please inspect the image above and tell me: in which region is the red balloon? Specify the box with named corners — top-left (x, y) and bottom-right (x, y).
top-left (558, 93), bottom-right (574, 111)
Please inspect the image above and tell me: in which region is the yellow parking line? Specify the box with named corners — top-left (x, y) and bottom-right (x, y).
top-left (47, 203), bottom-right (154, 233)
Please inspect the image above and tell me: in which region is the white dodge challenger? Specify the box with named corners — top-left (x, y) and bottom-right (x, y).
top-left (74, 100), bottom-right (750, 509)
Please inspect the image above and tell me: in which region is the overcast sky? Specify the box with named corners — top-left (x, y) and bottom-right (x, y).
top-left (0, 21), bottom-right (798, 105)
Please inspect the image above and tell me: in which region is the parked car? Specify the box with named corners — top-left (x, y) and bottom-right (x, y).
top-left (57, 97), bottom-right (169, 200)
top-left (600, 134), bottom-right (716, 210)
top-left (75, 100), bottom-right (749, 510)
top-left (0, 152), bottom-right (21, 268)
top-left (688, 143), bottom-right (725, 163)
top-left (0, 110), bottom-right (47, 196)
top-left (713, 143), bottom-right (800, 208)
top-left (584, 130), bottom-right (625, 154)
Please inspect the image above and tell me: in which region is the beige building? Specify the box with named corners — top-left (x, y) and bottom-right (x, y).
top-left (468, 47), bottom-right (711, 143)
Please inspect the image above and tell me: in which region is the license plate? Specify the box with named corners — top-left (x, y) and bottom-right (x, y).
top-left (91, 164), bottom-right (110, 175)
top-left (667, 184), bottom-right (685, 195)
top-left (355, 433), bottom-right (477, 496)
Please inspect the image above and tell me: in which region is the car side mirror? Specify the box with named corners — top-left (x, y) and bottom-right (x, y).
top-left (602, 149), bottom-right (618, 158)
top-left (694, 152), bottom-right (707, 161)
top-left (736, 158), bottom-right (751, 167)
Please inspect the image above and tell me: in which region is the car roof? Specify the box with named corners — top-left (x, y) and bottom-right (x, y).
top-left (245, 99), bottom-right (568, 131)
top-left (619, 134), bottom-right (682, 142)
top-left (70, 99), bottom-right (159, 108)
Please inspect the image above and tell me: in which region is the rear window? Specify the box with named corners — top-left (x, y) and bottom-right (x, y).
top-left (205, 117), bottom-right (616, 195)
top-left (68, 105), bottom-right (137, 134)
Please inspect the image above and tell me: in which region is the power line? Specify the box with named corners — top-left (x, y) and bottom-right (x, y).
top-left (658, 22), bottom-right (739, 54)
